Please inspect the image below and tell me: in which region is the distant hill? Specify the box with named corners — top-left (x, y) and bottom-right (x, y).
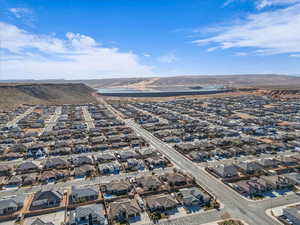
top-left (149, 74), bottom-right (300, 88)
top-left (81, 74), bottom-right (300, 89)
top-left (0, 83), bottom-right (97, 110)
top-left (2, 75), bottom-right (300, 89)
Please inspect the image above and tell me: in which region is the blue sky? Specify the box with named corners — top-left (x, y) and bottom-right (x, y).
top-left (1, 0), bottom-right (300, 79)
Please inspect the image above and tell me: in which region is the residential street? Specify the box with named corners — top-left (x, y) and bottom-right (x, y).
top-left (4, 106), bottom-right (35, 128)
top-left (39, 106), bottom-right (62, 135)
top-left (82, 106), bottom-right (95, 130)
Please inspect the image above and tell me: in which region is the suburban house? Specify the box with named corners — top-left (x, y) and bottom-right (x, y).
top-left (0, 195), bottom-right (24, 215)
top-left (145, 194), bottom-right (178, 212)
top-left (137, 148), bottom-right (157, 158)
top-left (9, 144), bottom-right (27, 153)
top-left (102, 180), bottom-right (132, 196)
top-left (161, 173), bottom-right (187, 187)
top-left (90, 136), bottom-right (107, 146)
top-left (174, 143), bottom-right (199, 153)
top-left (145, 156), bottom-right (168, 169)
top-left (50, 147), bottom-right (71, 156)
top-left (124, 159), bottom-right (144, 171)
top-left (163, 136), bottom-right (181, 143)
top-left (211, 164), bottom-right (238, 178)
top-left (69, 204), bottom-right (106, 225)
top-left (22, 173), bottom-right (38, 186)
top-left (256, 158), bottom-right (280, 169)
top-left (43, 158), bottom-right (69, 169)
top-left (6, 175), bottom-right (23, 186)
top-left (282, 205), bottom-right (300, 225)
top-left (283, 173), bottom-right (300, 186)
top-left (91, 144), bottom-right (109, 151)
top-left (260, 175), bottom-right (293, 189)
top-left (74, 165), bottom-right (95, 178)
top-left (73, 145), bottom-right (91, 154)
top-left (30, 189), bottom-right (63, 210)
top-left (117, 151), bottom-right (139, 161)
top-left (109, 199), bottom-right (141, 222)
top-left (1, 152), bottom-right (22, 161)
top-left (234, 161), bottom-right (262, 174)
top-left (71, 155), bottom-right (94, 166)
top-left (30, 218), bottom-right (54, 225)
top-left (107, 135), bottom-right (122, 144)
top-left (27, 144), bottom-right (47, 158)
top-left (16, 161), bottom-right (39, 174)
top-left (0, 165), bottom-right (12, 176)
top-left (96, 153), bottom-right (115, 163)
top-left (189, 151), bottom-right (210, 162)
top-left (233, 177), bottom-right (268, 196)
top-left (69, 185), bottom-right (99, 204)
top-left (135, 176), bottom-right (163, 192)
top-left (98, 162), bottom-right (121, 175)
top-left (280, 156), bottom-right (299, 167)
top-left (39, 170), bottom-right (69, 183)
top-left (179, 187), bottom-right (210, 207)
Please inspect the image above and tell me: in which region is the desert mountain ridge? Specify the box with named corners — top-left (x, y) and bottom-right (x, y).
top-left (0, 83), bottom-right (97, 111)
top-left (2, 74), bottom-right (300, 89)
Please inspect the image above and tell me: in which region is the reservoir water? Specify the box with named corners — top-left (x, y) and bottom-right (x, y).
top-left (97, 86), bottom-right (223, 94)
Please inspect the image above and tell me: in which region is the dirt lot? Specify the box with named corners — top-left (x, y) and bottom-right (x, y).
top-left (96, 90), bottom-right (259, 104)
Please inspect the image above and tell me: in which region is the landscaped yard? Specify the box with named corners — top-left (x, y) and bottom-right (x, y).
top-left (218, 219), bottom-right (244, 225)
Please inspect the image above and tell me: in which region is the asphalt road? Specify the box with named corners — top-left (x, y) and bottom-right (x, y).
top-left (39, 106), bottom-right (62, 135)
top-left (5, 106), bottom-right (36, 128)
top-left (82, 106), bottom-right (95, 130)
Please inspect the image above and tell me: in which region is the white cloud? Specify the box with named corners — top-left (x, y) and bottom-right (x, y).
top-left (8, 8), bottom-right (35, 27)
top-left (66, 32), bottom-right (97, 50)
top-left (1, 22), bottom-right (65, 54)
top-left (289, 54), bottom-right (300, 57)
top-left (223, 0), bottom-right (235, 6)
top-left (256, 0), bottom-right (300, 9)
top-left (158, 53), bottom-right (177, 63)
top-left (223, 0), bottom-right (300, 8)
top-left (0, 22), bottom-right (153, 79)
top-left (9, 8), bottom-right (31, 18)
top-left (194, 3), bottom-right (300, 55)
